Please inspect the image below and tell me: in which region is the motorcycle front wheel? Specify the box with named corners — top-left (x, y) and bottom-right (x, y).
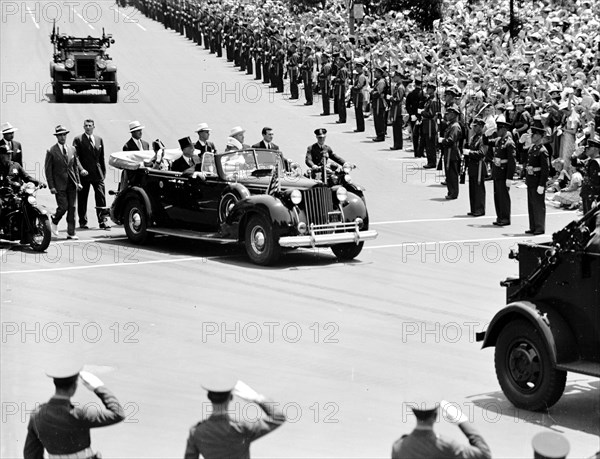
top-left (30, 215), bottom-right (52, 252)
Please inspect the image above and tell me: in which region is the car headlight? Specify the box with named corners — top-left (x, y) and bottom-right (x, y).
top-left (344, 174), bottom-right (353, 184)
top-left (65, 58), bottom-right (74, 69)
top-left (290, 189), bottom-right (302, 205)
top-left (97, 59), bottom-right (107, 69)
top-left (27, 196), bottom-right (37, 205)
top-left (336, 187), bottom-right (348, 203)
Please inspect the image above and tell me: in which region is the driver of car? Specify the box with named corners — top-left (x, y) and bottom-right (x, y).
top-left (305, 128), bottom-right (350, 177)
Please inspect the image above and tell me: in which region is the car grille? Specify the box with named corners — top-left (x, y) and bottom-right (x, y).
top-left (304, 186), bottom-right (335, 225)
top-left (75, 58), bottom-right (96, 78)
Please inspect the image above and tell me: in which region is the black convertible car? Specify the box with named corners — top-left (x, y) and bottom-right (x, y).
top-left (109, 148), bottom-right (377, 265)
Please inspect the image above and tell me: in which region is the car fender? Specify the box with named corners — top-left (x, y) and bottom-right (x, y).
top-left (222, 183), bottom-right (251, 200)
top-left (479, 301), bottom-right (578, 365)
top-left (333, 188), bottom-right (368, 223)
top-left (229, 195), bottom-right (295, 240)
top-left (111, 187), bottom-right (153, 225)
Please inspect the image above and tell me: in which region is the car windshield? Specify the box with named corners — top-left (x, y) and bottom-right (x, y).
top-left (218, 149), bottom-right (283, 180)
top-left (60, 37), bottom-right (104, 50)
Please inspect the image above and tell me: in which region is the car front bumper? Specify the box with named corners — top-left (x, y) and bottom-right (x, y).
top-left (279, 229), bottom-right (378, 248)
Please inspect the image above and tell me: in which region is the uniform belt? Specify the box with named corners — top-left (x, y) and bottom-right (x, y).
top-left (497, 159), bottom-right (508, 164)
top-left (48, 447), bottom-right (95, 459)
top-left (527, 167), bottom-right (542, 174)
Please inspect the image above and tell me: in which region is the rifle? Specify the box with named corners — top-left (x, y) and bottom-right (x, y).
top-left (435, 73), bottom-right (444, 171)
top-left (459, 99), bottom-right (468, 184)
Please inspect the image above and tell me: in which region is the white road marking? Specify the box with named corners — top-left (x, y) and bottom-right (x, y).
top-left (118, 11), bottom-right (146, 30)
top-left (74, 9), bottom-right (95, 30)
top-left (371, 211), bottom-right (576, 226)
top-left (365, 234), bottom-right (548, 250)
top-left (25, 7), bottom-right (39, 29)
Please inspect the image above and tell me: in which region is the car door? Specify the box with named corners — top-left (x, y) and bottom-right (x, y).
top-left (187, 153), bottom-right (225, 229)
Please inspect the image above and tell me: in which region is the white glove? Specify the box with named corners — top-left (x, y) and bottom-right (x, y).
top-left (438, 137), bottom-right (444, 144)
top-left (512, 128), bottom-right (518, 136)
top-left (79, 371), bottom-right (104, 390)
top-left (537, 186), bottom-right (544, 195)
top-left (506, 179), bottom-right (512, 188)
top-left (440, 400), bottom-right (468, 424)
top-left (417, 108), bottom-right (424, 114)
top-left (233, 380), bottom-right (265, 403)
top-left (463, 149), bottom-right (470, 156)
top-left (411, 115), bottom-right (417, 121)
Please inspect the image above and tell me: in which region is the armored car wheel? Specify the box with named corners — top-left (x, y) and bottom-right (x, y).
top-left (244, 214), bottom-right (280, 265)
top-left (331, 242), bottom-right (364, 261)
top-left (30, 215), bottom-right (51, 252)
top-left (494, 319), bottom-right (566, 411)
top-left (123, 199), bottom-right (151, 244)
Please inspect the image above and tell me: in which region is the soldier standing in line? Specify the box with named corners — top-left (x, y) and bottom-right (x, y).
top-left (579, 135), bottom-right (600, 214)
top-left (262, 36), bottom-right (270, 84)
top-left (465, 118), bottom-right (487, 216)
top-left (301, 46), bottom-right (315, 105)
top-left (490, 115), bottom-right (516, 226)
top-left (275, 40), bottom-right (286, 93)
top-left (525, 126), bottom-right (550, 234)
top-left (331, 53), bottom-right (339, 115)
top-left (371, 67), bottom-right (388, 141)
top-left (334, 56), bottom-right (349, 123)
top-left (253, 32), bottom-right (262, 80)
top-left (389, 71), bottom-right (405, 150)
top-left (438, 104), bottom-right (462, 200)
top-left (420, 82), bottom-right (440, 165)
top-left (239, 29), bottom-right (248, 72)
top-left (406, 78), bottom-right (425, 160)
top-left (287, 41), bottom-right (300, 100)
top-left (318, 53), bottom-right (332, 116)
top-left (353, 60), bottom-right (368, 132)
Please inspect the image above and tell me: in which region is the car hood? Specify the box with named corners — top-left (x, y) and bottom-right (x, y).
top-left (237, 175), bottom-right (321, 192)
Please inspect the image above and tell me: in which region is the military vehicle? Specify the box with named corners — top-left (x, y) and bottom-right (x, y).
top-left (477, 207), bottom-right (600, 410)
top-left (49, 22), bottom-right (119, 103)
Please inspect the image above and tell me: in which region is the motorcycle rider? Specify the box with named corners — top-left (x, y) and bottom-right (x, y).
top-left (305, 128), bottom-right (352, 179)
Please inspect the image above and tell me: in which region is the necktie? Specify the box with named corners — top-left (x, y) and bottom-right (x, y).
top-left (267, 143), bottom-right (271, 149)
top-left (137, 139), bottom-right (143, 150)
top-left (89, 135), bottom-right (95, 147)
top-left (62, 146), bottom-right (68, 158)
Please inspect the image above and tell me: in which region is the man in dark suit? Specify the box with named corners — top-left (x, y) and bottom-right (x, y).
top-left (252, 127), bottom-right (279, 150)
top-left (24, 362), bottom-right (125, 459)
top-left (172, 137), bottom-right (201, 172)
top-left (122, 121), bottom-right (150, 151)
top-left (73, 119), bottom-right (109, 230)
top-left (45, 125), bottom-right (81, 239)
top-left (194, 123), bottom-right (217, 157)
top-left (1, 122), bottom-right (23, 166)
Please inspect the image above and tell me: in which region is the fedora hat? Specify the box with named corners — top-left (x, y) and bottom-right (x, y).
top-left (196, 123), bottom-right (212, 132)
top-left (128, 121), bottom-right (145, 133)
top-left (53, 125), bottom-right (70, 136)
top-left (1, 122), bottom-right (18, 135)
top-left (230, 126), bottom-right (245, 136)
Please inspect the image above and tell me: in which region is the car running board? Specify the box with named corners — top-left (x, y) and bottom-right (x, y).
top-left (555, 360), bottom-right (600, 377)
top-left (147, 227), bottom-right (237, 244)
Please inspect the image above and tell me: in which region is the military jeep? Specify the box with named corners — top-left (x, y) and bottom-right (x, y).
top-left (477, 208), bottom-right (600, 411)
top-left (49, 24), bottom-right (119, 103)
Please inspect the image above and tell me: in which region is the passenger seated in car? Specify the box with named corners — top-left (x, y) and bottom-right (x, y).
top-left (172, 137), bottom-right (201, 172)
top-left (225, 126), bottom-right (250, 151)
top-left (143, 139), bottom-right (171, 170)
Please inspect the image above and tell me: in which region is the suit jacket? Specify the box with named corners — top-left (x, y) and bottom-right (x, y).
top-left (0, 138), bottom-right (23, 166)
top-left (172, 154), bottom-right (200, 173)
top-left (122, 137), bottom-right (150, 151)
top-left (73, 134), bottom-right (106, 182)
top-left (252, 140), bottom-right (279, 150)
top-left (194, 140), bottom-right (217, 154)
top-left (23, 387), bottom-right (125, 459)
top-left (44, 143), bottom-right (81, 191)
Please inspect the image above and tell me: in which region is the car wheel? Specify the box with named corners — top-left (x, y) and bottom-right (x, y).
top-left (494, 319), bottom-right (566, 411)
top-left (218, 192), bottom-right (239, 223)
top-left (29, 215), bottom-right (52, 252)
top-left (123, 199), bottom-right (151, 244)
top-left (331, 241), bottom-right (364, 260)
top-left (244, 214), bottom-right (280, 265)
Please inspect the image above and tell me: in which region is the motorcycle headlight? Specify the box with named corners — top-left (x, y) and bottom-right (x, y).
top-left (290, 189), bottom-right (302, 205)
top-left (344, 174), bottom-right (353, 184)
top-left (27, 196), bottom-right (37, 205)
top-left (343, 163), bottom-right (353, 174)
top-left (336, 187), bottom-right (348, 203)
top-left (97, 59), bottom-right (107, 69)
top-left (65, 58), bottom-right (75, 69)
top-left (23, 183), bottom-right (35, 194)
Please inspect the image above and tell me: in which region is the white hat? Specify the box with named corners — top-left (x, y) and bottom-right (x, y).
top-left (45, 360), bottom-right (83, 379)
top-left (196, 123), bottom-right (212, 132)
top-left (1, 122), bottom-right (18, 134)
top-left (129, 120), bottom-right (145, 132)
top-left (230, 126), bottom-right (245, 136)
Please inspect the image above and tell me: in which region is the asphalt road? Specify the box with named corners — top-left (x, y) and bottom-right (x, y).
top-left (1, 2), bottom-right (599, 458)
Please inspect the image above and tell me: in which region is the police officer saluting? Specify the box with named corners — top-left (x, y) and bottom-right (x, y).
top-left (490, 115), bottom-right (516, 226)
top-left (24, 362), bottom-right (125, 459)
top-left (525, 126), bottom-right (550, 234)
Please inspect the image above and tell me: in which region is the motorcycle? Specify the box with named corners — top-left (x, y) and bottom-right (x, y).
top-left (305, 161), bottom-right (365, 201)
top-left (0, 182), bottom-right (52, 251)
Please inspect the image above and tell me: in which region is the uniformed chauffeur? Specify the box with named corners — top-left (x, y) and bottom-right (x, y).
top-left (525, 126), bottom-right (550, 234)
top-left (531, 432), bottom-right (570, 459)
top-left (184, 374), bottom-right (286, 459)
top-left (438, 104), bottom-right (462, 200)
top-left (24, 362), bottom-right (125, 459)
top-left (391, 397), bottom-right (491, 458)
top-left (305, 128), bottom-right (348, 178)
top-left (489, 115), bottom-right (516, 226)
top-left (464, 118), bottom-right (487, 217)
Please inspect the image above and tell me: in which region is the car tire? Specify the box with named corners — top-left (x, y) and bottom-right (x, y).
top-left (331, 241), bottom-right (364, 261)
top-left (29, 215), bottom-right (52, 252)
top-left (494, 319), bottom-right (566, 411)
top-left (244, 214), bottom-right (280, 265)
top-left (123, 199), bottom-right (151, 244)
top-left (218, 192), bottom-right (239, 223)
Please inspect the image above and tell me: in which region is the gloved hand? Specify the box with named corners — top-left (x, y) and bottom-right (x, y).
top-left (506, 179), bottom-right (512, 188)
top-left (438, 137), bottom-right (444, 144)
top-left (312, 165), bottom-right (320, 171)
top-left (233, 380), bottom-right (265, 403)
top-left (79, 371), bottom-right (104, 390)
top-left (411, 115), bottom-right (417, 122)
top-left (440, 400), bottom-right (468, 424)
top-left (417, 108), bottom-right (424, 114)
top-left (537, 186), bottom-right (544, 195)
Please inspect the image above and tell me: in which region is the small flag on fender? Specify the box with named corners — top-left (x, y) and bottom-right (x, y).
top-left (266, 163), bottom-right (280, 196)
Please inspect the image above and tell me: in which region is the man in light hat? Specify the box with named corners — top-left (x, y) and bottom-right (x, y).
top-left (464, 118), bottom-right (487, 217)
top-left (0, 122), bottom-right (22, 166)
top-left (45, 125), bottom-right (82, 239)
top-left (122, 121), bottom-right (150, 151)
top-left (225, 126), bottom-right (250, 151)
top-left (438, 104), bottom-right (463, 200)
top-left (305, 128), bottom-right (348, 178)
top-left (525, 126), bottom-right (550, 234)
top-left (184, 374), bottom-right (286, 459)
top-left (531, 431), bottom-right (570, 459)
top-left (491, 116), bottom-right (517, 226)
top-left (24, 363), bottom-right (125, 459)
top-left (391, 398), bottom-right (491, 458)
top-left (194, 123), bottom-right (217, 156)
